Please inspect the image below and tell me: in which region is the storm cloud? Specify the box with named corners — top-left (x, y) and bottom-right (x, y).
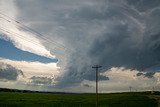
top-left (0, 62), bottom-right (24, 81)
top-left (6, 0), bottom-right (160, 87)
top-left (52, 0), bottom-right (160, 87)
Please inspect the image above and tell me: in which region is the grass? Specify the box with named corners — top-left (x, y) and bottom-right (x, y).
top-left (0, 92), bottom-right (158, 107)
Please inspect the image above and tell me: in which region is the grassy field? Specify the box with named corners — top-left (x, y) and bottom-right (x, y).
top-left (0, 92), bottom-right (158, 107)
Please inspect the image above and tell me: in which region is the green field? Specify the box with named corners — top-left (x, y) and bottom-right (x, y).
top-left (0, 92), bottom-right (158, 107)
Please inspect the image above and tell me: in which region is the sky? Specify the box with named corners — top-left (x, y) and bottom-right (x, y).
top-left (0, 0), bottom-right (160, 93)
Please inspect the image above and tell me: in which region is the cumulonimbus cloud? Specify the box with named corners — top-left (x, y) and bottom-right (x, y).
top-left (1, 0), bottom-right (160, 91)
top-left (53, 0), bottom-right (160, 87)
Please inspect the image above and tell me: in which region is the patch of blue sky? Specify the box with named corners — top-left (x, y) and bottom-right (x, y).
top-left (0, 38), bottom-right (58, 63)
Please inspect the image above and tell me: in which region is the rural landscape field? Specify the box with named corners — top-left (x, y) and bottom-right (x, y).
top-left (0, 90), bottom-right (159, 107)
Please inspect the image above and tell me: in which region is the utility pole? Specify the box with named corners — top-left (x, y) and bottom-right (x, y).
top-left (152, 86), bottom-right (154, 92)
top-left (92, 65), bottom-right (102, 107)
top-left (129, 86), bottom-right (132, 92)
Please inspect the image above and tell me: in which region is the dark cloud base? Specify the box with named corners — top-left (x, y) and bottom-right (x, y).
top-left (29, 76), bottom-right (53, 85)
top-left (15, 0), bottom-right (160, 87)
top-left (0, 62), bottom-right (24, 81)
top-left (56, 0), bottom-right (160, 87)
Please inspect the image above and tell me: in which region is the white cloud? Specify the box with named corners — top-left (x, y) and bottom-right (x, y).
top-left (0, 0), bottom-right (55, 59)
top-left (99, 67), bottom-right (160, 92)
top-left (0, 57), bottom-right (61, 91)
top-left (0, 58), bottom-right (60, 84)
top-left (1, 59), bottom-right (160, 93)
top-left (67, 67), bottom-right (160, 93)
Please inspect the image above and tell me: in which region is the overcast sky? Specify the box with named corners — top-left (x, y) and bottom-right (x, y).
top-left (0, 0), bottom-right (160, 93)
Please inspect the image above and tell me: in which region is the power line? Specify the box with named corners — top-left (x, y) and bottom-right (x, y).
top-left (0, 27), bottom-right (67, 59)
top-left (0, 13), bottom-right (73, 60)
top-left (0, 27), bottom-right (43, 46)
top-left (0, 12), bottom-right (72, 54)
top-left (0, 15), bottom-right (67, 51)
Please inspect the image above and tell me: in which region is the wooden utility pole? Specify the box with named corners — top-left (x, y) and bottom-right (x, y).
top-left (92, 65), bottom-right (102, 107)
top-left (129, 86), bottom-right (132, 92)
